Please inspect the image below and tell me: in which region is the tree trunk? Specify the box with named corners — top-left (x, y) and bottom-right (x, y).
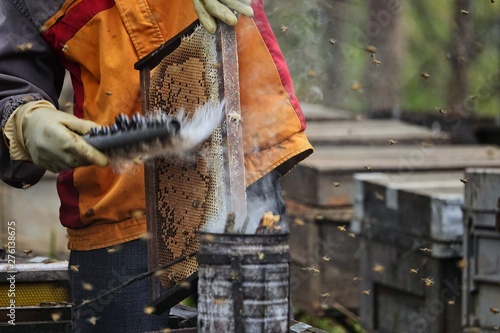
top-left (363, 0), bottom-right (404, 118)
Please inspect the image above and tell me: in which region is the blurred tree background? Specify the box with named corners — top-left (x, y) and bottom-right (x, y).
top-left (264, 0), bottom-right (500, 123)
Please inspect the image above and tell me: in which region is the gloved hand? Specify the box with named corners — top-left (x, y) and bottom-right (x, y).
top-left (193, 0), bottom-right (254, 34)
top-left (4, 100), bottom-right (108, 173)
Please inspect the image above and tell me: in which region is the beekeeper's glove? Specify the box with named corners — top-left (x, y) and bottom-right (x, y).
top-left (193, 0), bottom-right (254, 34)
top-left (3, 100), bottom-right (108, 173)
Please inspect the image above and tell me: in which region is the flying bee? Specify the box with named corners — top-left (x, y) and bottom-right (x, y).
top-left (490, 307), bottom-right (500, 315)
top-left (70, 265), bottom-right (79, 272)
top-left (280, 25), bottom-right (289, 33)
top-left (293, 218), bottom-right (305, 226)
top-left (333, 181), bottom-right (341, 187)
top-left (362, 290), bottom-right (371, 296)
top-left (23, 249), bottom-right (33, 256)
top-left (460, 178), bottom-right (469, 184)
top-left (461, 9), bottom-right (468, 15)
top-left (351, 83), bottom-right (362, 91)
top-left (86, 316), bottom-right (99, 325)
top-left (410, 268), bottom-right (419, 275)
top-left (365, 45), bottom-right (377, 54)
top-left (302, 266), bottom-right (320, 274)
top-left (319, 292), bottom-right (330, 298)
top-left (420, 247), bottom-right (433, 253)
top-left (421, 72), bottom-right (430, 79)
top-left (62, 44), bottom-right (69, 52)
top-left (364, 165), bottom-right (372, 171)
top-left (144, 306), bottom-right (156, 315)
top-left (82, 282), bottom-right (93, 291)
top-left (21, 182), bottom-right (31, 190)
top-left (353, 277), bottom-right (363, 283)
top-left (388, 139), bottom-right (397, 145)
top-left (436, 107), bottom-right (447, 114)
top-left (329, 38), bottom-right (337, 45)
top-left (348, 232), bottom-right (356, 238)
top-left (321, 256), bottom-right (331, 262)
top-left (337, 225), bottom-right (346, 232)
top-left (422, 277), bottom-right (434, 287)
top-left (373, 264), bottom-right (385, 273)
top-left (51, 312), bottom-right (62, 322)
top-left (375, 192), bottom-right (384, 201)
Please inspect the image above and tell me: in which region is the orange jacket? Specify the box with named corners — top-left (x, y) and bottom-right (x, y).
top-left (1, 0), bottom-right (312, 250)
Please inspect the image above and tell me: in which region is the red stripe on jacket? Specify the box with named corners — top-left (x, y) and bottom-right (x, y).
top-left (41, 0), bottom-right (115, 229)
top-left (251, 0), bottom-right (306, 130)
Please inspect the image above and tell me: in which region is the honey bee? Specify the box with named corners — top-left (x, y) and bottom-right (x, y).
top-left (365, 45), bottom-right (377, 54)
top-left (319, 292), bottom-right (331, 298)
top-left (435, 107), bottom-right (447, 114)
top-left (70, 265), bottom-right (79, 272)
top-left (51, 312), bottom-right (61, 322)
top-left (353, 277), bottom-right (363, 283)
top-left (329, 38), bottom-right (337, 45)
top-left (23, 249), bottom-right (33, 256)
top-left (491, 307), bottom-right (500, 315)
top-left (144, 306), bottom-right (156, 315)
top-left (460, 178), bottom-right (469, 184)
top-left (364, 165), bottom-right (372, 171)
top-left (62, 44), bottom-right (69, 52)
top-left (293, 218), bottom-right (305, 226)
top-left (86, 316), bottom-right (99, 325)
top-left (362, 290), bottom-right (371, 296)
top-left (469, 95), bottom-right (478, 100)
top-left (307, 70), bottom-right (317, 78)
top-left (373, 264), bottom-right (385, 273)
top-left (372, 59), bottom-right (382, 66)
top-left (420, 247), bottom-right (433, 253)
top-left (422, 277), bottom-right (434, 287)
top-left (337, 225), bottom-right (346, 232)
top-left (448, 300), bottom-right (456, 305)
top-left (388, 139), bottom-right (397, 145)
top-left (258, 252), bottom-right (265, 260)
top-left (410, 268), bottom-right (419, 275)
top-left (456, 259), bottom-right (466, 269)
top-left (82, 282), bottom-right (94, 291)
top-left (348, 232), bottom-right (356, 238)
top-left (461, 9), bottom-right (468, 15)
top-left (162, 328), bottom-right (172, 333)
top-left (280, 25), bottom-right (289, 33)
top-left (333, 181), bottom-right (341, 187)
top-left (179, 281), bottom-right (192, 289)
top-left (421, 72), bottom-right (430, 79)
top-left (16, 43), bottom-right (33, 52)
top-left (302, 266), bottom-right (320, 274)
top-left (21, 183), bottom-right (31, 190)
top-left (375, 192), bottom-right (384, 201)
top-left (321, 256), bottom-right (331, 262)
top-left (351, 83), bottom-right (362, 91)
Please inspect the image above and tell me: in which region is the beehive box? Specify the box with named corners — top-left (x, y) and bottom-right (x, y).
top-left (462, 168), bottom-right (500, 332)
top-left (305, 119), bottom-right (450, 147)
top-left (282, 144), bottom-right (500, 312)
top-left (0, 258), bottom-right (70, 333)
top-left (354, 171), bottom-right (465, 333)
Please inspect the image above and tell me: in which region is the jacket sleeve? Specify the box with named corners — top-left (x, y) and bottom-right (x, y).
top-left (0, 0), bottom-right (65, 188)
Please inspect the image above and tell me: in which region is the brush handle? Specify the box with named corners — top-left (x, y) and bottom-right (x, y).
top-left (83, 113), bottom-right (181, 152)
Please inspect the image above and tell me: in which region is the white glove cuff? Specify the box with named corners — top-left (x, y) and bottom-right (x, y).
top-left (4, 100), bottom-right (57, 161)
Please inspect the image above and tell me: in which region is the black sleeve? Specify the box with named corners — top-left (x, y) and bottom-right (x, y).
top-left (0, 0), bottom-right (65, 188)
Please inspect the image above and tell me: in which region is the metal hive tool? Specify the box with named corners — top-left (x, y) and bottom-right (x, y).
top-left (134, 21), bottom-right (247, 306)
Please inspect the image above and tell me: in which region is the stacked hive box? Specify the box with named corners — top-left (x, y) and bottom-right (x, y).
top-left (462, 168), bottom-right (500, 332)
top-left (354, 171), bottom-right (465, 333)
top-left (282, 104), bottom-right (500, 313)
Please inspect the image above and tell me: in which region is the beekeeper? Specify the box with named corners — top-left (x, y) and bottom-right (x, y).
top-left (0, 0), bottom-right (312, 331)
